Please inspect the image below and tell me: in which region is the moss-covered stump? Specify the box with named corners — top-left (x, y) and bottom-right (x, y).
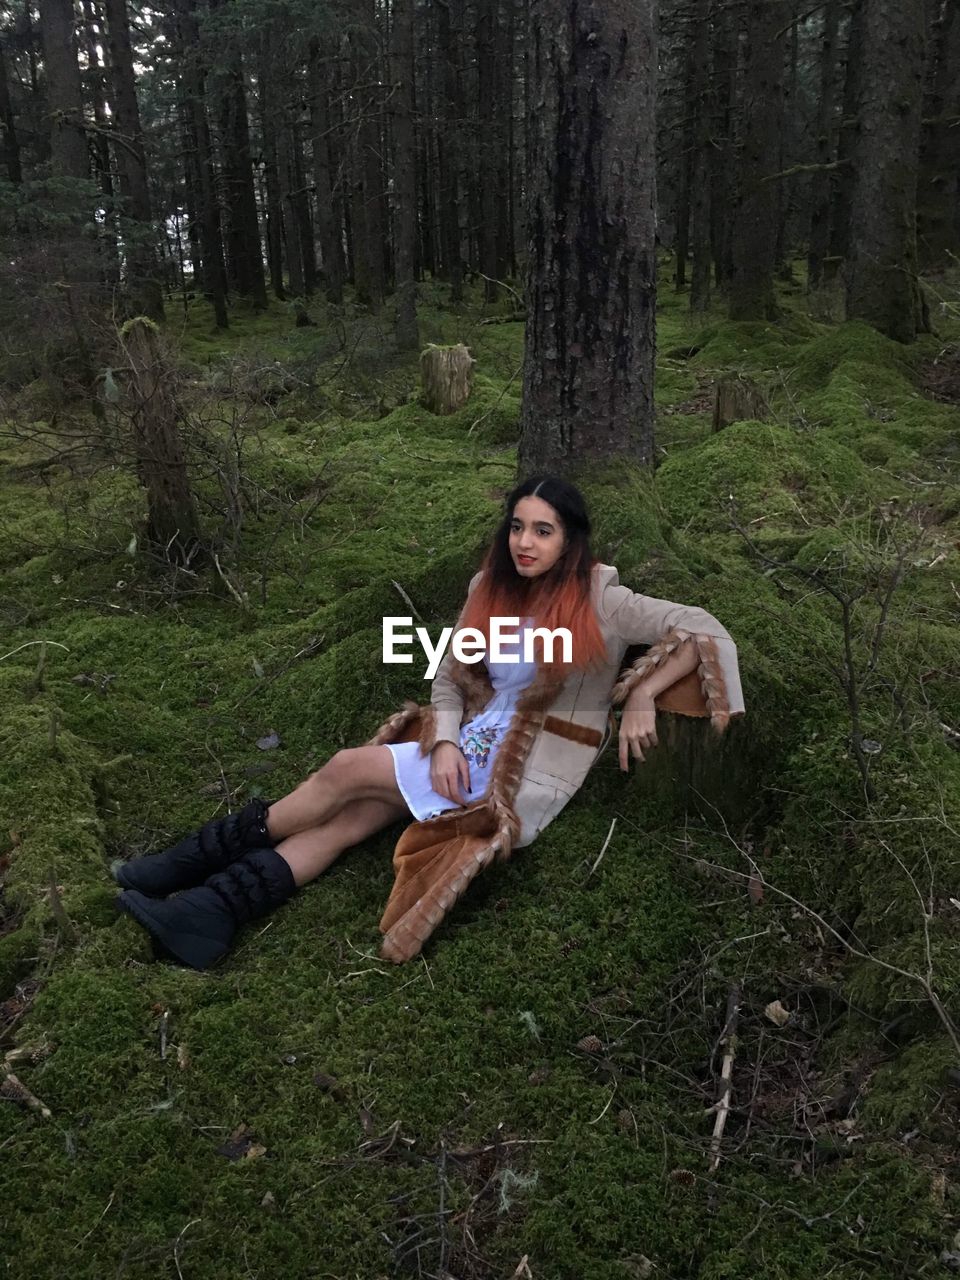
top-left (711, 371), bottom-right (771, 431)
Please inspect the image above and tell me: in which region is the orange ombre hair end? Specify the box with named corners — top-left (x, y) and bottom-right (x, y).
top-left (458, 476), bottom-right (609, 672)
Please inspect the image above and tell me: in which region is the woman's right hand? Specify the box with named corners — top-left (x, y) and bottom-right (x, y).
top-left (430, 741), bottom-right (472, 805)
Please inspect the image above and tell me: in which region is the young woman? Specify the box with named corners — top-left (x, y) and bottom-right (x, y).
top-left (115, 476), bottom-right (745, 969)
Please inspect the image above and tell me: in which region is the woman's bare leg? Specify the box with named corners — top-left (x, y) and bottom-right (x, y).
top-left (275, 796), bottom-right (410, 887)
top-left (266, 746), bottom-right (405, 843)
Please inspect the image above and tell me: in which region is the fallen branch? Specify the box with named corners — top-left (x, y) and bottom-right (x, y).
top-left (708, 984), bottom-right (741, 1172)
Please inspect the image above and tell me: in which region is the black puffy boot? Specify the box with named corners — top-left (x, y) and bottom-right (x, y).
top-left (116, 846), bottom-right (297, 970)
top-left (111, 798), bottom-right (272, 896)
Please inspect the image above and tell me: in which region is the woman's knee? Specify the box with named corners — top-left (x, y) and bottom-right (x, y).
top-left (311, 747), bottom-right (381, 790)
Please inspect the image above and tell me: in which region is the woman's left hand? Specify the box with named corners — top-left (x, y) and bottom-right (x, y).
top-left (619, 688), bottom-right (658, 771)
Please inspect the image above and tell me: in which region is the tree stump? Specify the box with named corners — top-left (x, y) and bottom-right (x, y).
top-left (419, 343), bottom-right (475, 415)
top-left (119, 317), bottom-right (202, 564)
top-left (712, 373), bottom-right (770, 432)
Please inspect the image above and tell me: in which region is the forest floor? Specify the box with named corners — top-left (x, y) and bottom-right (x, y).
top-left (1, 264), bottom-right (959, 1279)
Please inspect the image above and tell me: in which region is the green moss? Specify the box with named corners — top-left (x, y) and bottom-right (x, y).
top-left (656, 418), bottom-right (879, 535)
top-left (2, 270), bottom-right (959, 1279)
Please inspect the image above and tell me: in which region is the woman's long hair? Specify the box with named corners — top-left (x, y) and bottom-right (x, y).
top-left (459, 476), bottom-right (608, 670)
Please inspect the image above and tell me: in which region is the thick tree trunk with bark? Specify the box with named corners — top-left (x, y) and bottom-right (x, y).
top-left (520, 0), bottom-right (658, 474)
top-left (103, 0), bottom-right (164, 320)
top-left (392, 0), bottom-right (419, 349)
top-left (845, 0), bottom-right (927, 342)
top-left (727, 1), bottom-right (781, 320)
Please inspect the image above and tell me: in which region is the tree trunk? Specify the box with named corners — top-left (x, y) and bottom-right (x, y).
top-left (827, 0), bottom-right (864, 283)
top-left (710, 0), bottom-right (736, 288)
top-left (727, 0), bottom-right (781, 321)
top-left (774, 0), bottom-right (800, 276)
top-left (392, 0), bottom-right (419, 349)
top-left (674, 42), bottom-right (693, 292)
top-left (78, 0), bottom-right (115, 215)
top-left (103, 0), bottom-right (165, 320)
top-left (177, 0), bottom-right (228, 328)
top-left (258, 27), bottom-right (285, 300)
top-left (290, 120), bottom-right (317, 295)
top-left (519, 0), bottom-right (658, 474)
top-left (308, 37), bottom-right (345, 304)
top-left (349, 2), bottom-right (386, 309)
top-left (121, 318), bottom-right (202, 565)
top-left (39, 0), bottom-right (87, 180)
top-left (0, 34), bottom-right (22, 183)
top-left (917, 0), bottom-right (960, 269)
top-left (807, 0), bottom-right (839, 290)
top-left (689, 0), bottom-right (713, 314)
top-left (477, 0), bottom-right (499, 300)
top-left (209, 11), bottom-right (267, 310)
top-left (845, 0), bottom-right (927, 341)
top-left (281, 121), bottom-right (305, 297)
top-left (494, 0), bottom-right (514, 280)
top-left (435, 0), bottom-right (464, 301)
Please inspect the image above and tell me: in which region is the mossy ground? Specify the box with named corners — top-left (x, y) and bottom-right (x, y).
top-left (1, 266), bottom-right (959, 1278)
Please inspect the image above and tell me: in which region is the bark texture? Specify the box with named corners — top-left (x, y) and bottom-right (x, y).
top-left (845, 0), bottom-right (927, 342)
top-left (121, 318), bottom-right (202, 564)
top-left (520, 0), bottom-right (658, 474)
top-left (727, 0), bottom-right (782, 320)
top-left (420, 343), bottom-right (474, 414)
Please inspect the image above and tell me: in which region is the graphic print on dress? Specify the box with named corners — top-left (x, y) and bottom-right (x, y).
top-left (461, 726), bottom-right (500, 769)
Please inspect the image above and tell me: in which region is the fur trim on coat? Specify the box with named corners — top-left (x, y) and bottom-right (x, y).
top-left (365, 567), bottom-right (744, 962)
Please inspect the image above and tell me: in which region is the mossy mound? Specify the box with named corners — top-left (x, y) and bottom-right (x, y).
top-left (2, 274), bottom-right (959, 1278)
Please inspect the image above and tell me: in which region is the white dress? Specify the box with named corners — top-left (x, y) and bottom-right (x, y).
top-left (386, 619), bottom-right (538, 820)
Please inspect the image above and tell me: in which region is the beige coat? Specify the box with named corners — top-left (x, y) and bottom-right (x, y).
top-left (369, 563), bottom-right (745, 962)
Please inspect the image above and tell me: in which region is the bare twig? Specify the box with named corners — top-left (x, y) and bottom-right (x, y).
top-left (708, 984), bottom-right (741, 1173)
top-left (586, 817), bottom-right (618, 880)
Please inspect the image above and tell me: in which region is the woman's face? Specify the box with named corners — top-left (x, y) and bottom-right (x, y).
top-left (508, 495), bottom-right (567, 578)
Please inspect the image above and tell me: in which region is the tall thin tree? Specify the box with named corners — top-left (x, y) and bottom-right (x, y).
top-left (392, 0), bottom-right (419, 349)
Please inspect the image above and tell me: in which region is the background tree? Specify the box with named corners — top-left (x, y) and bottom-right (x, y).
top-left (845, 0), bottom-right (928, 342)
